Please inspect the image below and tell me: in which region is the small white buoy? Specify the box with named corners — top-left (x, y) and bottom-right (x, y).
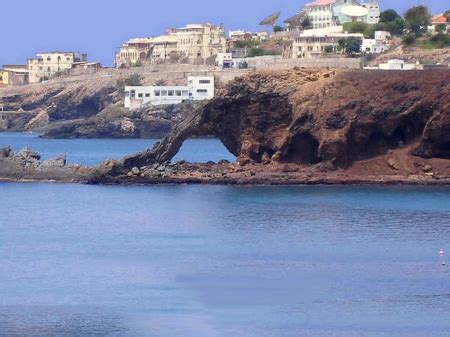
top-left (439, 249), bottom-right (446, 266)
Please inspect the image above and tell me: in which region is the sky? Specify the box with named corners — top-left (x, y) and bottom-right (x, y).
top-left (0, 0), bottom-right (447, 67)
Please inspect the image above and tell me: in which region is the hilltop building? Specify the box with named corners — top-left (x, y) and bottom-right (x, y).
top-left (115, 23), bottom-right (227, 67)
top-left (0, 65), bottom-right (29, 86)
top-left (292, 32), bottom-right (364, 58)
top-left (293, 0), bottom-right (380, 30)
top-left (362, 30), bottom-right (391, 54)
top-left (124, 75), bottom-right (215, 109)
top-left (428, 13), bottom-right (450, 33)
top-left (27, 52), bottom-right (88, 83)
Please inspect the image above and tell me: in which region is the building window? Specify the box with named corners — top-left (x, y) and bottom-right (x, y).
top-left (176, 90), bottom-right (182, 96)
top-left (145, 93), bottom-right (150, 97)
top-left (199, 80), bottom-right (211, 84)
top-left (168, 90), bottom-right (174, 96)
top-left (182, 90), bottom-right (189, 96)
top-left (154, 90), bottom-right (161, 96)
top-left (138, 93), bottom-right (143, 98)
top-left (197, 89), bottom-right (208, 93)
top-left (47, 57), bottom-right (51, 61)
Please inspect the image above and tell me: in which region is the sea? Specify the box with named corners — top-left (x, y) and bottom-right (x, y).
top-left (1, 132), bottom-right (450, 337)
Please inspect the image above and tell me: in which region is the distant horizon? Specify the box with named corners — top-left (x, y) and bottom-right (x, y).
top-left (0, 0), bottom-right (447, 67)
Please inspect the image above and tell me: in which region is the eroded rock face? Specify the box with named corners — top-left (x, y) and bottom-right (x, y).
top-left (102, 69), bottom-right (450, 176)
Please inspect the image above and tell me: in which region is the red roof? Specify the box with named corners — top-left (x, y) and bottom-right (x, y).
top-left (305, 0), bottom-right (336, 7)
top-left (431, 14), bottom-right (447, 25)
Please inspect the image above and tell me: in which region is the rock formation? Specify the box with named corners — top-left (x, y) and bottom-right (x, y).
top-left (0, 146), bottom-right (90, 182)
top-left (103, 68), bottom-right (449, 178)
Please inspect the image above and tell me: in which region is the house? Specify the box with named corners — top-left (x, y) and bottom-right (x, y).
top-left (294, 0), bottom-right (380, 30)
top-left (378, 59), bottom-right (416, 70)
top-left (124, 75), bottom-right (214, 109)
top-left (27, 51), bottom-right (88, 83)
top-left (115, 23), bottom-right (227, 67)
top-left (292, 32), bottom-right (364, 58)
top-left (229, 30), bottom-right (253, 43)
top-left (428, 13), bottom-right (450, 34)
top-left (114, 38), bottom-right (154, 67)
top-left (216, 53), bottom-right (234, 68)
top-left (1, 65), bottom-right (29, 86)
top-left (362, 31), bottom-right (391, 54)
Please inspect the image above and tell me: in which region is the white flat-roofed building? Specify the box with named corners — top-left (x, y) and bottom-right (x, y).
top-left (124, 75), bottom-right (214, 109)
top-left (378, 59), bottom-right (416, 70)
top-left (362, 30), bottom-right (391, 54)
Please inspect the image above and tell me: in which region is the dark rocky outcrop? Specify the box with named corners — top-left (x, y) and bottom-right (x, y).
top-left (0, 146), bottom-right (90, 182)
top-left (41, 102), bottom-right (199, 139)
top-left (99, 69), bottom-right (449, 179)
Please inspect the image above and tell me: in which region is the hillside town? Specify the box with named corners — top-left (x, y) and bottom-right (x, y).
top-left (0, 1), bottom-right (449, 110)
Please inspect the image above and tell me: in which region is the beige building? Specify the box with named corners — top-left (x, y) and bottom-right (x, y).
top-left (292, 33), bottom-right (363, 58)
top-left (115, 23), bottom-right (226, 67)
top-left (114, 38), bottom-right (153, 67)
top-left (1, 65), bottom-right (29, 86)
top-left (27, 51), bottom-right (87, 83)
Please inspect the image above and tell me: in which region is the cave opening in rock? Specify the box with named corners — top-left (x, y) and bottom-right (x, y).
top-left (172, 138), bottom-right (236, 163)
top-left (284, 133), bottom-right (320, 164)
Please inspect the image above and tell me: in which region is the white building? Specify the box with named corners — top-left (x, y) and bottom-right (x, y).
top-left (362, 30), bottom-right (391, 54)
top-left (379, 59), bottom-right (416, 70)
top-left (216, 53), bottom-right (234, 68)
top-left (124, 75), bottom-right (214, 109)
top-left (299, 0), bottom-right (380, 29)
top-left (361, 1), bottom-right (381, 24)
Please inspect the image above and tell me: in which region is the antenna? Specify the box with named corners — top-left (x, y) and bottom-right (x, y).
top-left (259, 12), bottom-right (281, 26)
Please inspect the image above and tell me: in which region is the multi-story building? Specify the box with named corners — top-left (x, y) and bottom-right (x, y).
top-left (124, 75), bottom-right (214, 109)
top-left (361, 1), bottom-right (381, 24)
top-left (27, 51), bottom-right (87, 83)
top-left (292, 32), bottom-right (364, 58)
top-left (362, 31), bottom-right (391, 54)
top-left (115, 23), bottom-right (227, 67)
top-left (114, 38), bottom-right (153, 67)
top-left (298, 0), bottom-right (380, 29)
top-left (167, 23), bottom-right (226, 59)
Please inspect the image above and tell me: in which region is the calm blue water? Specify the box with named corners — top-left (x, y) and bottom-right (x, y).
top-left (0, 132), bottom-right (235, 166)
top-left (1, 133), bottom-right (450, 336)
top-left (1, 184), bottom-right (450, 337)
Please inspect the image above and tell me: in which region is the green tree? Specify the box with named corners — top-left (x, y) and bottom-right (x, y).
top-left (341, 37), bottom-right (362, 56)
top-left (273, 25), bottom-right (284, 33)
top-left (435, 24), bottom-right (447, 34)
top-left (404, 5), bottom-right (431, 35)
top-left (248, 48), bottom-right (265, 57)
top-left (324, 45), bottom-right (334, 53)
top-left (402, 34), bottom-right (416, 45)
top-left (445, 10), bottom-right (450, 22)
top-left (344, 21), bottom-right (369, 34)
top-left (385, 17), bottom-right (406, 35)
top-left (380, 9), bottom-right (401, 23)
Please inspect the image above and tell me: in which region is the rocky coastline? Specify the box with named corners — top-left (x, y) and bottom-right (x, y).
top-left (1, 68), bottom-right (449, 186)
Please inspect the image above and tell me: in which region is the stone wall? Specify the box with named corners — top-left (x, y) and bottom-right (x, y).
top-left (245, 56), bottom-right (362, 70)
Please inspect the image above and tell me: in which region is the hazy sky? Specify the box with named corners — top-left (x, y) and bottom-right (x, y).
top-left (0, 0), bottom-right (447, 66)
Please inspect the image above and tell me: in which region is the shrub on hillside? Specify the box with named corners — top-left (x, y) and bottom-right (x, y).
top-left (116, 74), bottom-right (143, 92)
top-left (402, 34), bottom-right (416, 45)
